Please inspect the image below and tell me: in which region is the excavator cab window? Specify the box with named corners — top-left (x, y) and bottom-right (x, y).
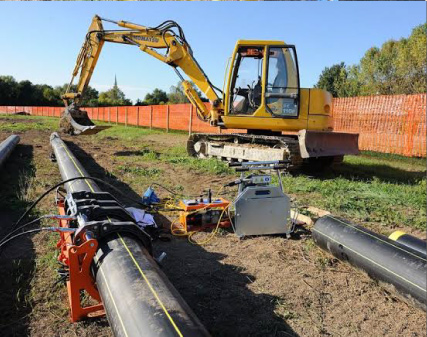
top-left (265, 46), bottom-right (300, 118)
top-left (229, 47), bottom-right (264, 115)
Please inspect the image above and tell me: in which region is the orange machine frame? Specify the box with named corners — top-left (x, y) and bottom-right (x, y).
top-left (56, 199), bottom-right (105, 322)
top-left (178, 197), bottom-right (230, 232)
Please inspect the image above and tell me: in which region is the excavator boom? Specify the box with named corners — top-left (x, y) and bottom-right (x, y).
top-left (61, 16), bottom-right (359, 170)
top-left (61, 15), bottom-right (223, 135)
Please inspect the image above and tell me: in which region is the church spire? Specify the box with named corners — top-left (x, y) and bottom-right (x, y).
top-left (114, 74), bottom-right (118, 89)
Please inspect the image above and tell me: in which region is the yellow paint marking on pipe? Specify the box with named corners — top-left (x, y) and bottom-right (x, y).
top-left (313, 228), bottom-right (426, 293)
top-left (118, 233), bottom-right (184, 337)
top-left (389, 231), bottom-right (406, 241)
top-left (60, 144), bottom-right (95, 192)
top-left (99, 265), bottom-right (130, 337)
top-left (59, 138), bottom-right (183, 335)
top-left (325, 215), bottom-right (426, 262)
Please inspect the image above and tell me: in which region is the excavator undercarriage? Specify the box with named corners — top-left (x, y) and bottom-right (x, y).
top-left (187, 131), bottom-right (359, 170)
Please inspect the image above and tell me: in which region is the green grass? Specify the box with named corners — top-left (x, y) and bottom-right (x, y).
top-left (89, 123), bottom-right (427, 230)
top-left (161, 146), bottom-right (233, 175)
top-left (94, 123), bottom-right (163, 141)
top-left (0, 114), bottom-right (58, 132)
top-left (116, 165), bottom-right (162, 177)
top-left (1, 115), bottom-right (425, 230)
top-left (280, 173), bottom-right (426, 230)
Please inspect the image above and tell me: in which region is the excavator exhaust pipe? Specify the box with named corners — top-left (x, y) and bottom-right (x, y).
top-left (60, 104), bottom-right (110, 135)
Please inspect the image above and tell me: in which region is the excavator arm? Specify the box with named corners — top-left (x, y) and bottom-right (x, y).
top-left (61, 15), bottom-right (223, 135)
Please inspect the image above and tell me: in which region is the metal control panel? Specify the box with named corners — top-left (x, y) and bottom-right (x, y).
top-left (229, 160), bottom-right (294, 238)
top-left (234, 186), bottom-right (291, 237)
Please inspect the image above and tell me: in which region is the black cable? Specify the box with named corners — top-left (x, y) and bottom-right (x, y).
top-left (0, 228), bottom-right (54, 252)
top-left (149, 183), bottom-right (180, 196)
top-left (12, 176), bottom-right (149, 231)
top-left (1, 216), bottom-right (45, 244)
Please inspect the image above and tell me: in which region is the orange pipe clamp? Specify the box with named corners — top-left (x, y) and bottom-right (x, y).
top-left (56, 199), bottom-right (105, 322)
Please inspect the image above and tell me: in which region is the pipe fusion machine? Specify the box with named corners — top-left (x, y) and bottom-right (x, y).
top-left (226, 160), bottom-right (295, 238)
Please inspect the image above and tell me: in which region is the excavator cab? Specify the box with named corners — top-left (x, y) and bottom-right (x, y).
top-left (226, 42), bottom-right (300, 119)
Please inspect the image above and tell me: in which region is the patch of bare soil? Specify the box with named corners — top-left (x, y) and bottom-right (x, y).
top-left (0, 117), bottom-right (36, 124)
top-left (0, 125), bottom-right (425, 337)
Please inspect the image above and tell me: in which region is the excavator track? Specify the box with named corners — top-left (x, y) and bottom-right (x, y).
top-left (187, 133), bottom-right (304, 170)
top-left (187, 133), bottom-right (345, 171)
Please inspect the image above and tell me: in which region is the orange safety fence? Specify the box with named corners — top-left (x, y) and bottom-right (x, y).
top-left (1, 93), bottom-right (426, 157)
top-left (332, 94), bottom-right (426, 157)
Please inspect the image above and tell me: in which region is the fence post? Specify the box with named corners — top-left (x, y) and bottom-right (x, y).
top-left (137, 106), bottom-right (140, 127)
top-left (14, 106), bottom-right (16, 114)
top-left (188, 105), bottom-right (193, 135)
top-left (404, 97), bottom-right (416, 157)
top-left (166, 105), bottom-right (170, 133)
top-left (125, 107), bottom-right (128, 127)
top-left (150, 106), bottom-right (153, 130)
top-left (116, 106), bottom-right (118, 125)
top-left (108, 107), bottom-right (111, 124)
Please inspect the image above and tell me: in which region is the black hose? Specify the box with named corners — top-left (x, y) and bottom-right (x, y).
top-left (0, 228), bottom-right (54, 252)
top-left (1, 216), bottom-right (45, 244)
top-left (149, 182), bottom-right (179, 196)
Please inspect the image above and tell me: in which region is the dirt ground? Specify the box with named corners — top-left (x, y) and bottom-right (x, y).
top-left (0, 118), bottom-right (426, 337)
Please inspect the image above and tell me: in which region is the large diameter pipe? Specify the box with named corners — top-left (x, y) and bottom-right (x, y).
top-left (389, 231), bottom-right (427, 257)
top-left (0, 135), bottom-right (20, 168)
top-left (50, 132), bottom-right (210, 337)
top-left (313, 215), bottom-right (427, 310)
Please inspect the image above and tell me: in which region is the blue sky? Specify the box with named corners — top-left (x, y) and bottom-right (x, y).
top-left (0, 1), bottom-right (424, 102)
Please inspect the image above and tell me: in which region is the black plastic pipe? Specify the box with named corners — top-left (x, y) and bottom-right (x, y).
top-left (0, 135), bottom-right (20, 168)
top-left (389, 231), bottom-right (427, 257)
top-left (313, 215), bottom-right (427, 310)
top-left (50, 132), bottom-right (210, 337)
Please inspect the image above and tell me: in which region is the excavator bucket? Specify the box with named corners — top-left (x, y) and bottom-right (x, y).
top-left (298, 129), bottom-right (359, 159)
top-left (60, 105), bottom-right (110, 135)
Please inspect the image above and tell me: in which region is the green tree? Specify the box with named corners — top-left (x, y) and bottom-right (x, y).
top-left (59, 84), bottom-right (100, 107)
top-left (314, 62), bottom-right (359, 97)
top-left (315, 23), bottom-right (426, 97)
top-left (134, 98), bottom-right (147, 106)
top-left (167, 81), bottom-right (209, 104)
top-left (0, 76), bottom-right (19, 105)
top-left (98, 86), bottom-right (132, 106)
top-left (395, 23), bottom-right (426, 94)
top-left (141, 88), bottom-right (169, 105)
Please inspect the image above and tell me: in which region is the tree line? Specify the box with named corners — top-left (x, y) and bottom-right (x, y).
top-left (315, 24), bottom-right (426, 97)
top-left (0, 76), bottom-right (207, 107)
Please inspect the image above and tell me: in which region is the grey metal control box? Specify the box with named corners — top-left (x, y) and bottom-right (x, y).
top-left (234, 185), bottom-right (291, 238)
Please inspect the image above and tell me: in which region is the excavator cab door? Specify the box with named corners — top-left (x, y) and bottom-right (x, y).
top-left (265, 45), bottom-right (300, 118)
top-left (227, 44), bottom-right (300, 119)
top-left (228, 46), bottom-right (265, 116)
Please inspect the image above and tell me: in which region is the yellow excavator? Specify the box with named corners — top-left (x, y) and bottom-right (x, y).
top-left (61, 15), bottom-right (359, 169)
